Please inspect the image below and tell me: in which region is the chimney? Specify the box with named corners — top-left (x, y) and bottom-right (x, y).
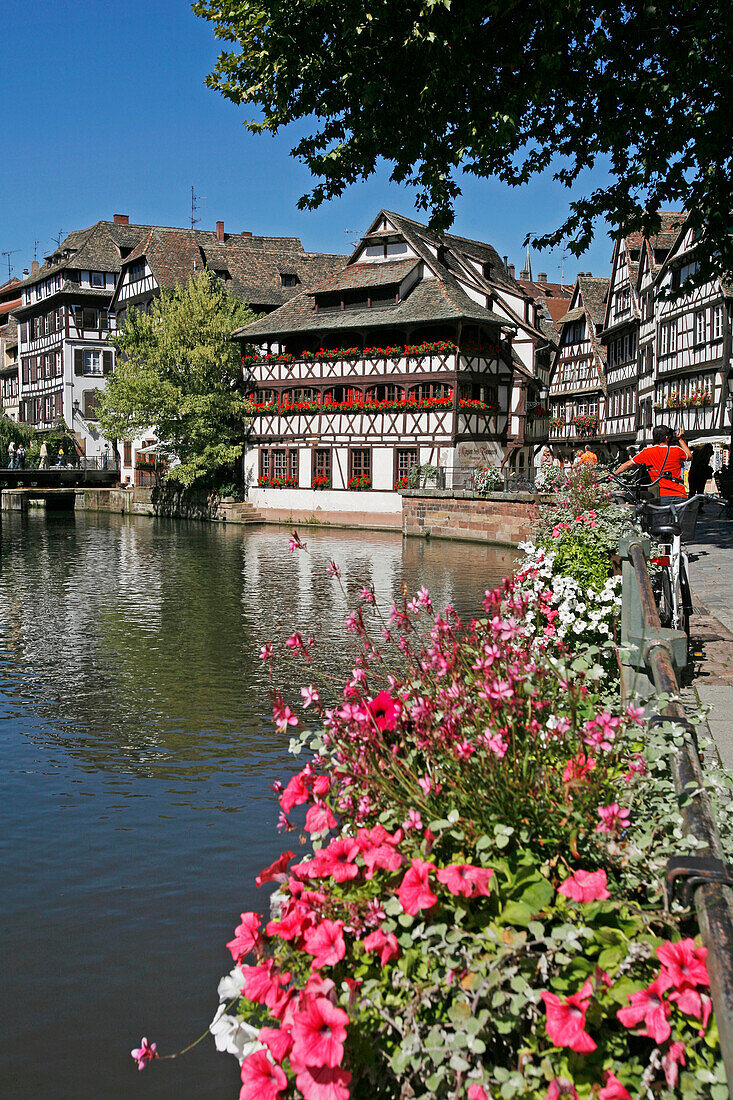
top-left (216, 221), bottom-right (225, 242)
top-left (507, 263), bottom-right (516, 279)
top-left (113, 213), bottom-right (129, 225)
top-left (31, 260), bottom-right (39, 275)
top-left (538, 271), bottom-right (547, 282)
top-left (23, 269), bottom-right (29, 278)
top-left (241, 230), bottom-right (253, 238)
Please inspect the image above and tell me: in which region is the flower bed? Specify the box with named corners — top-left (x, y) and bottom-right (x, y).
top-left (242, 341), bottom-right (503, 369)
top-left (245, 396), bottom-right (500, 417)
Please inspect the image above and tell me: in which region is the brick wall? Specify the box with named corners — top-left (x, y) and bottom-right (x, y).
top-left (401, 490), bottom-right (548, 546)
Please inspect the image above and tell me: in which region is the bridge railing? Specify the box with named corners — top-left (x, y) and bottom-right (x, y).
top-left (620, 534), bottom-right (733, 1092)
top-left (2, 456), bottom-right (119, 472)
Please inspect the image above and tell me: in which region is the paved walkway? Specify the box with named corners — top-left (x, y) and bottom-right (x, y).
top-left (686, 514), bottom-right (733, 768)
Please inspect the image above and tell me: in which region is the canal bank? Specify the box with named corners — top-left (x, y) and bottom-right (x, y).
top-left (68, 485), bottom-right (547, 547)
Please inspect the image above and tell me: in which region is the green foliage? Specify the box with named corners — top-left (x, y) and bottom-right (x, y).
top-left (194, 0), bottom-right (732, 283)
top-left (96, 270), bottom-right (258, 487)
top-left (0, 415), bottom-right (34, 453)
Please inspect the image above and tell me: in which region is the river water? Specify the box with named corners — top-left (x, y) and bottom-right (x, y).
top-left (0, 511), bottom-right (516, 1099)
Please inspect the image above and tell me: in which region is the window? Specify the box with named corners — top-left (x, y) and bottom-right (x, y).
top-left (713, 304), bottom-right (724, 342)
top-left (396, 448), bottom-right (418, 484)
top-left (129, 260), bottom-right (146, 282)
top-left (90, 272), bottom-right (105, 288)
top-left (280, 273), bottom-right (299, 288)
top-left (123, 440), bottom-right (132, 466)
top-left (260, 450), bottom-right (270, 480)
top-left (365, 383), bottom-right (405, 402)
top-left (410, 382), bottom-right (452, 402)
top-left (313, 448), bottom-right (331, 484)
top-left (695, 310), bottom-right (707, 345)
top-left (272, 449), bottom-right (287, 480)
top-left (672, 259), bottom-right (699, 288)
top-left (349, 448), bottom-right (371, 482)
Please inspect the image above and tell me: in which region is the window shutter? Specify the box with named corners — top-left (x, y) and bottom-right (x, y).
top-left (102, 350), bottom-right (113, 375)
top-left (74, 349), bottom-right (84, 376)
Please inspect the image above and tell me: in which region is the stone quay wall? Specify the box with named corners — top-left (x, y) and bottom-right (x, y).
top-left (400, 489), bottom-right (551, 546)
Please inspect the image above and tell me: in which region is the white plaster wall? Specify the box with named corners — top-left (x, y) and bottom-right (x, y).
top-left (249, 488), bottom-right (402, 514)
top-left (372, 447), bottom-right (394, 490)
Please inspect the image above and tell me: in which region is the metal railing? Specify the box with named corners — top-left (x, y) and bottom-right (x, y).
top-left (620, 535), bottom-right (733, 1091)
top-left (3, 455), bottom-right (119, 472)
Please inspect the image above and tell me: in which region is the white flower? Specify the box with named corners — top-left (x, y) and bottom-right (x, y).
top-left (217, 966), bottom-right (245, 1002)
top-left (209, 1004), bottom-right (261, 1063)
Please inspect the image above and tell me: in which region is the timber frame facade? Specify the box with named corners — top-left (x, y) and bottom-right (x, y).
top-left (235, 210), bottom-right (551, 499)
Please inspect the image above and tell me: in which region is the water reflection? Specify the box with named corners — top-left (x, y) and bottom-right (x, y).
top-left (0, 511), bottom-right (515, 1099)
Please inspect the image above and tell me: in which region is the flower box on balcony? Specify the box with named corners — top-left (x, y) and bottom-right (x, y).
top-left (348, 476), bottom-right (372, 491)
top-left (312, 476), bottom-right (330, 490)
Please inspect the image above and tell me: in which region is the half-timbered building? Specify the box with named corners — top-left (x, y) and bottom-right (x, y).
top-left (0, 277), bottom-right (21, 422)
top-left (601, 214), bottom-right (684, 456)
top-left (234, 210), bottom-right (549, 523)
top-left (647, 218), bottom-right (732, 462)
top-left (549, 276), bottom-right (610, 459)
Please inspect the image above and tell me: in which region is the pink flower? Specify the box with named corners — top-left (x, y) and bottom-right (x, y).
top-left (316, 838), bottom-right (360, 882)
top-left (397, 858), bottom-right (438, 914)
top-left (227, 911), bottom-right (262, 961)
top-left (280, 771), bottom-right (311, 814)
top-left (359, 586), bottom-right (375, 604)
top-left (130, 1037), bottom-right (157, 1071)
top-left (541, 979), bottom-right (597, 1052)
top-left (256, 850), bottom-right (295, 887)
top-left (617, 976), bottom-right (672, 1043)
top-left (418, 775), bottom-right (440, 796)
top-left (305, 803), bottom-right (337, 833)
top-left (259, 643), bottom-right (274, 660)
top-left (657, 938), bottom-right (709, 989)
top-left (357, 825), bottom-right (403, 878)
top-left (562, 752), bottom-right (596, 784)
top-left (662, 1040), bottom-right (687, 1087)
top-left (366, 691), bottom-right (400, 730)
top-left (484, 678), bottom-right (514, 703)
top-left (598, 1072), bottom-right (631, 1099)
top-left (362, 927), bottom-right (401, 965)
top-left (292, 1062), bottom-right (352, 1100)
top-left (240, 962), bottom-right (291, 1010)
top-left (596, 802), bottom-right (630, 833)
top-left (273, 701), bottom-right (298, 734)
top-left (291, 996), bottom-right (349, 1068)
top-left (468, 1086), bottom-right (489, 1100)
top-left (327, 560), bottom-right (341, 578)
top-left (286, 631), bottom-right (304, 651)
top-left (258, 1025), bottom-right (293, 1064)
top-left (558, 869), bottom-right (610, 903)
top-left (403, 809), bottom-right (423, 831)
top-left (626, 702), bottom-right (645, 723)
top-left (303, 919), bottom-right (346, 969)
top-left (485, 731), bottom-right (508, 757)
top-left (436, 864), bottom-right (494, 898)
top-left (288, 536), bottom-right (307, 553)
top-left (240, 1049), bottom-right (287, 1100)
top-left (545, 1080), bottom-right (579, 1100)
top-left (669, 986), bottom-right (712, 1028)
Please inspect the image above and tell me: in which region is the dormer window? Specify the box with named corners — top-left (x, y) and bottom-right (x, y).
top-left (214, 269), bottom-right (231, 282)
top-left (90, 272), bottom-right (105, 288)
top-left (280, 273), bottom-right (299, 288)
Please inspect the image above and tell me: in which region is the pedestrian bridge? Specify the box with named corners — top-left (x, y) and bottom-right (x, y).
top-left (0, 466), bottom-right (119, 491)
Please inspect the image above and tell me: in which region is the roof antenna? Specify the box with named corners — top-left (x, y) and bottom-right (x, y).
top-left (190, 185), bottom-right (205, 229)
top-left (344, 228), bottom-right (360, 247)
top-left (52, 230), bottom-right (64, 249)
top-left (1, 249), bottom-right (20, 280)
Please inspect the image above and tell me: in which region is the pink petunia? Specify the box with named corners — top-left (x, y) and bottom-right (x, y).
top-left (130, 1037), bottom-right (157, 1071)
top-left (617, 976), bottom-right (672, 1043)
top-left (239, 1049), bottom-right (287, 1100)
top-left (291, 996), bottom-right (349, 1068)
top-left (258, 1025), bottom-right (293, 1064)
top-left (669, 986), bottom-right (712, 1028)
top-left (240, 962), bottom-right (290, 1009)
top-left (365, 691), bottom-right (401, 730)
top-left (397, 858), bottom-right (438, 915)
top-left (467, 1086), bottom-right (489, 1100)
top-left (316, 838), bottom-right (361, 883)
top-left (292, 1062), bottom-right (352, 1100)
top-left (598, 1072), bottom-right (631, 1099)
top-left (362, 928), bottom-right (401, 965)
top-left (280, 771), bottom-right (311, 814)
top-left (303, 919), bottom-right (346, 970)
top-left (357, 825), bottom-right (403, 878)
top-left (662, 1041), bottom-right (687, 1087)
top-left (256, 850), bottom-right (295, 887)
top-left (545, 1079), bottom-right (579, 1100)
top-left (558, 869), bottom-right (610, 903)
top-left (657, 938), bottom-right (709, 990)
top-left (541, 980), bottom-right (597, 1052)
top-left (226, 911), bottom-right (262, 961)
top-left (304, 803), bottom-right (337, 834)
top-left (436, 863), bottom-right (494, 898)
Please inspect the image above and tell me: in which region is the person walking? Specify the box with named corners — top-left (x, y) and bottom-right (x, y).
top-left (39, 440), bottom-right (49, 470)
top-left (16, 443), bottom-right (26, 470)
top-left (7, 440), bottom-right (15, 468)
top-left (56, 447), bottom-right (67, 469)
top-left (688, 443), bottom-right (714, 498)
top-left (615, 425), bottom-right (691, 499)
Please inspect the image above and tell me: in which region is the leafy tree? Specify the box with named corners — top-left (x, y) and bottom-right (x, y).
top-left (195, 0), bottom-right (733, 281)
top-left (96, 270), bottom-right (257, 487)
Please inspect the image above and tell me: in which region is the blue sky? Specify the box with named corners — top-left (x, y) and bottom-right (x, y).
top-left (0, 0), bottom-right (614, 285)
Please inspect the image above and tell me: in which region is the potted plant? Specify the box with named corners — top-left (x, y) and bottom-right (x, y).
top-left (348, 475), bottom-right (371, 490)
top-left (473, 464), bottom-right (503, 493)
top-left (312, 474), bottom-right (330, 489)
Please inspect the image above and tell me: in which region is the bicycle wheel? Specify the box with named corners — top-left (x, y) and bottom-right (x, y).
top-left (679, 562), bottom-right (692, 642)
top-left (653, 568), bottom-right (674, 627)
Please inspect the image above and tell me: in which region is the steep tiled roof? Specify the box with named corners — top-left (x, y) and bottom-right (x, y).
top-left (236, 276), bottom-right (508, 339)
top-left (312, 259), bottom-right (418, 293)
top-left (118, 228), bottom-right (346, 310)
top-left (623, 211), bottom-right (686, 253)
top-left (577, 276), bottom-right (610, 326)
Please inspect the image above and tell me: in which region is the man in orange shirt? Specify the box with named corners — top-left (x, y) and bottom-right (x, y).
top-left (615, 425), bottom-right (691, 498)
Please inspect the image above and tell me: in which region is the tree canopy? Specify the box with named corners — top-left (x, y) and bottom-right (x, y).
top-left (194, 0), bottom-right (733, 280)
top-left (96, 270), bottom-right (257, 487)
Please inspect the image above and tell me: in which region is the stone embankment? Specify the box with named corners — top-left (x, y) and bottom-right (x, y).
top-left (73, 486), bottom-right (264, 525)
top-left (401, 488), bottom-right (548, 546)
